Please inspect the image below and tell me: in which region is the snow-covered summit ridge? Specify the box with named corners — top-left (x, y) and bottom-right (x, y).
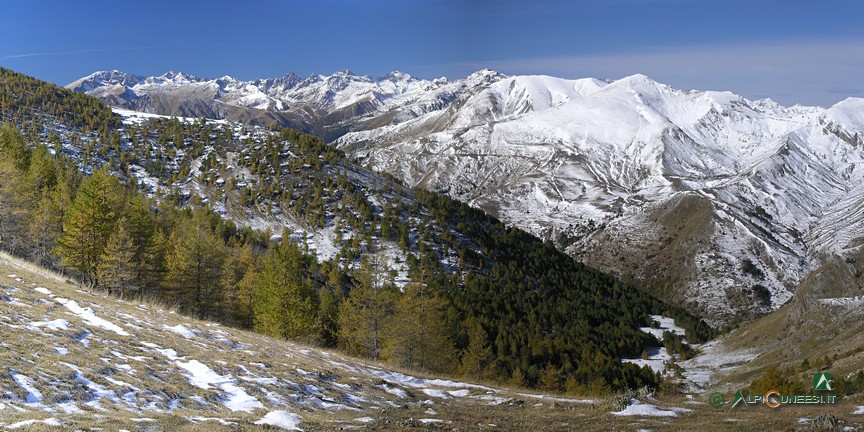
top-left (67, 68), bottom-right (461, 112)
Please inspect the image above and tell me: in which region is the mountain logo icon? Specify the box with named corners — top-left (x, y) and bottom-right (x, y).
top-left (814, 372), bottom-right (833, 391)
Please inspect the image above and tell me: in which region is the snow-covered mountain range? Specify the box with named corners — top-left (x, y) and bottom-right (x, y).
top-left (66, 69), bottom-right (502, 141)
top-left (70, 70), bottom-right (864, 325)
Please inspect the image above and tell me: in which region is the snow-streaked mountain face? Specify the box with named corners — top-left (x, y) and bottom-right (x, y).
top-left (71, 69), bottom-right (864, 325)
top-left (67, 69), bottom-right (505, 141)
top-left (336, 74), bottom-right (864, 325)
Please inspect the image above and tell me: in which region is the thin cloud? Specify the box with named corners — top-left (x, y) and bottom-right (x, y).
top-left (3, 46), bottom-right (159, 60)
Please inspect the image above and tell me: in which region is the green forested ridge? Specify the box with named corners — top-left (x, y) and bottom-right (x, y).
top-left (0, 67), bottom-right (715, 393)
top-left (0, 66), bottom-right (120, 139)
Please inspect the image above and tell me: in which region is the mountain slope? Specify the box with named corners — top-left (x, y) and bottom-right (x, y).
top-left (4, 66), bottom-right (720, 397)
top-left (1, 252), bottom-right (605, 430)
top-left (336, 74), bottom-right (864, 325)
top-left (72, 68), bottom-right (864, 324)
top-left (7, 252), bottom-right (857, 431)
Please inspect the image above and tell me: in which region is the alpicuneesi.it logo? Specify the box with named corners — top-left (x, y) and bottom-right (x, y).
top-left (708, 372), bottom-right (837, 409)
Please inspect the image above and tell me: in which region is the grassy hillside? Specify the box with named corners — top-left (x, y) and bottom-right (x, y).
top-left (2, 252), bottom-right (861, 431)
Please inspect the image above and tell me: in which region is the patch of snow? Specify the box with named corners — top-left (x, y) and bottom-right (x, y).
top-left (639, 315), bottom-right (687, 341)
top-left (6, 418), bottom-right (63, 429)
top-left (10, 371), bottom-right (43, 403)
top-left (383, 385), bottom-right (407, 399)
top-left (176, 360), bottom-right (264, 412)
top-left (164, 324), bottom-right (196, 338)
top-left (254, 410), bottom-right (302, 430)
top-left (853, 406), bottom-right (864, 414)
top-left (421, 389), bottom-right (448, 398)
top-left (612, 401), bottom-right (679, 417)
top-left (622, 346), bottom-right (672, 374)
top-left (420, 418), bottom-right (449, 424)
top-left (29, 319), bottom-right (70, 331)
top-left (819, 296), bottom-right (864, 307)
top-left (54, 297), bottom-right (130, 336)
top-left (188, 416), bottom-right (238, 425)
top-left (33, 287), bottom-right (52, 296)
top-left (514, 392), bottom-right (595, 404)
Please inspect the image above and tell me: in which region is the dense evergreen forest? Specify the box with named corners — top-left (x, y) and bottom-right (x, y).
top-left (0, 66), bottom-right (715, 393)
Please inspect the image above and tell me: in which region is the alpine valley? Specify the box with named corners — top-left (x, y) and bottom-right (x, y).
top-left (1, 63), bottom-right (863, 430)
top-left (71, 69), bottom-right (864, 326)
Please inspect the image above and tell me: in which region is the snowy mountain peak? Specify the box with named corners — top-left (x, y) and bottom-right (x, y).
top-left (466, 68), bottom-right (507, 83)
top-left (379, 70), bottom-right (414, 82)
top-left (66, 70), bottom-right (143, 92)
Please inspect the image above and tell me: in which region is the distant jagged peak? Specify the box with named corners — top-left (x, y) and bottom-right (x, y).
top-left (66, 70), bottom-right (143, 91)
top-left (148, 70), bottom-right (204, 85)
top-left (378, 70), bottom-right (415, 82)
top-left (464, 68), bottom-right (508, 85)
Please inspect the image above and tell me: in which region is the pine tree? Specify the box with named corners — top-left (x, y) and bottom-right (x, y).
top-left (28, 187), bottom-right (63, 266)
top-left (0, 158), bottom-right (32, 254)
top-left (57, 167), bottom-right (124, 287)
top-left (165, 213), bottom-right (226, 318)
top-left (509, 367), bottom-right (528, 388)
top-left (253, 238), bottom-right (318, 341)
top-left (337, 256), bottom-right (396, 360)
top-left (383, 283), bottom-right (455, 373)
top-left (124, 194), bottom-right (158, 289)
top-left (459, 318), bottom-right (495, 379)
top-left (317, 287), bottom-right (340, 347)
top-left (221, 243), bottom-right (255, 327)
top-left (97, 218), bottom-right (137, 298)
top-left (538, 363), bottom-right (562, 392)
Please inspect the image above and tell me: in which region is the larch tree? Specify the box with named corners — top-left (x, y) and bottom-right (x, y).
top-left (337, 255), bottom-right (396, 360)
top-left (383, 282), bottom-right (455, 373)
top-left (165, 213), bottom-right (226, 318)
top-left (97, 217), bottom-right (137, 298)
top-left (57, 167), bottom-right (124, 287)
top-left (253, 237), bottom-right (317, 341)
top-left (459, 317), bottom-right (496, 379)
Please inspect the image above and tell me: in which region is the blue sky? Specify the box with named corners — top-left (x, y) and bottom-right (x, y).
top-left (1, 0), bottom-right (863, 106)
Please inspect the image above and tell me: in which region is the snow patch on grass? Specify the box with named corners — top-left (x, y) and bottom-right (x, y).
top-left (33, 287), bottom-right (53, 296)
top-left (176, 359), bottom-right (264, 412)
top-left (254, 410), bottom-right (302, 430)
top-left (54, 297), bottom-right (130, 336)
top-left (164, 324), bottom-right (196, 338)
top-left (10, 371), bottom-right (43, 403)
top-left (29, 319), bottom-right (70, 331)
top-left (611, 401), bottom-right (679, 417)
top-left (5, 418), bottom-right (63, 429)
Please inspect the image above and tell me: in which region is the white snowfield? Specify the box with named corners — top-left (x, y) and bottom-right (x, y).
top-left (0, 256), bottom-right (596, 430)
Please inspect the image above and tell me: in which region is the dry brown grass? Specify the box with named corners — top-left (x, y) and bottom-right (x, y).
top-left (1, 253), bottom-right (863, 431)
